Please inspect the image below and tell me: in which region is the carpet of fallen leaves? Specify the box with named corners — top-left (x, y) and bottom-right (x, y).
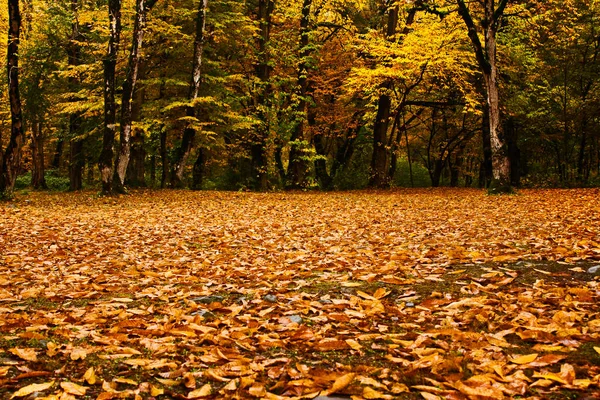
top-left (1, 188), bottom-right (600, 400)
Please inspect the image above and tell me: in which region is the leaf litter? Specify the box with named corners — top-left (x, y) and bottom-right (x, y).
top-left (0, 188), bottom-right (600, 399)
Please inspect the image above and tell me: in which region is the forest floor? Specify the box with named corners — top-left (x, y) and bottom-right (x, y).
top-left (1, 188), bottom-right (600, 399)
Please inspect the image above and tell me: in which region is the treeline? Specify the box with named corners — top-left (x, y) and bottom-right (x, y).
top-left (0, 0), bottom-right (599, 195)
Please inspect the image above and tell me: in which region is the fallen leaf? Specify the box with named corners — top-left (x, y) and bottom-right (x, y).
top-left (187, 383), bottom-right (212, 398)
top-left (9, 348), bottom-right (38, 362)
top-left (60, 381), bottom-right (88, 396)
top-left (510, 353), bottom-right (538, 365)
top-left (363, 386), bottom-right (393, 399)
top-left (11, 381), bottom-right (54, 398)
top-left (83, 367), bottom-right (96, 385)
top-left (420, 392), bottom-right (441, 400)
top-left (322, 372), bottom-right (355, 396)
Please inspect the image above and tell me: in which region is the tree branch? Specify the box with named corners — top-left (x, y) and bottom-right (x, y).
top-left (456, 0), bottom-right (490, 73)
top-left (493, 0), bottom-right (510, 27)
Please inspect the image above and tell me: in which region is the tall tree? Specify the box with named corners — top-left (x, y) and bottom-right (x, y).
top-left (286, 0), bottom-right (312, 189)
top-left (251, 0), bottom-right (274, 191)
top-left (113, 0), bottom-right (158, 192)
top-left (68, 0), bottom-right (84, 191)
top-left (456, 0), bottom-right (511, 192)
top-left (98, 0), bottom-right (122, 195)
top-left (0, 0), bottom-right (24, 195)
top-left (369, 3), bottom-right (398, 188)
top-left (170, 0), bottom-right (208, 188)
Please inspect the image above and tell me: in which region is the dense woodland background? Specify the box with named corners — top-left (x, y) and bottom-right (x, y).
top-left (0, 0), bottom-right (599, 194)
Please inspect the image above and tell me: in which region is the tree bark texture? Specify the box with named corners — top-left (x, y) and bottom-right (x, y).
top-left (113, 0), bottom-right (158, 192)
top-left (68, 0), bottom-right (84, 191)
top-left (0, 0), bottom-right (25, 195)
top-left (192, 148), bottom-right (205, 190)
top-left (251, 0), bottom-right (274, 191)
top-left (69, 138), bottom-right (84, 191)
top-left (457, 0), bottom-right (511, 191)
top-left (171, 0), bottom-right (207, 188)
top-left (286, 0), bottom-right (312, 188)
top-left (125, 61), bottom-right (147, 188)
top-left (31, 120), bottom-right (47, 189)
top-left (98, 0), bottom-right (122, 195)
top-left (369, 5), bottom-right (398, 188)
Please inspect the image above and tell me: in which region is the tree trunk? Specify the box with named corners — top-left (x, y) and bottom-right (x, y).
top-left (191, 148), bottom-right (205, 190)
top-left (171, 0), bottom-right (207, 188)
top-left (113, 0), bottom-right (156, 192)
top-left (369, 5), bottom-right (398, 188)
top-left (160, 129), bottom-right (167, 188)
top-left (313, 133), bottom-right (332, 189)
top-left (480, 102), bottom-right (493, 187)
top-left (52, 138), bottom-right (63, 169)
top-left (69, 138), bottom-right (84, 191)
top-left (126, 134), bottom-right (146, 187)
top-left (98, 0), bottom-right (122, 195)
top-left (125, 60), bottom-right (147, 188)
top-left (287, 0), bottom-right (312, 188)
top-left (251, 0), bottom-right (274, 191)
top-left (150, 154), bottom-right (156, 185)
top-left (505, 117), bottom-right (521, 187)
top-left (457, 0), bottom-right (511, 192)
top-left (0, 0), bottom-right (25, 195)
top-left (31, 120), bottom-right (47, 189)
top-left (67, 0), bottom-right (84, 191)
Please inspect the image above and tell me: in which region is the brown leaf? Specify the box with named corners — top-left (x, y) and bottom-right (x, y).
top-left (9, 348), bottom-right (38, 362)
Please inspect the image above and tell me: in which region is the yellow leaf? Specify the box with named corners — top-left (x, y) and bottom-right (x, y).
top-left (345, 339), bottom-right (362, 351)
top-left (12, 381), bottom-right (54, 398)
top-left (373, 288), bottom-right (390, 299)
top-left (114, 378), bottom-right (138, 385)
top-left (248, 383), bottom-right (266, 397)
top-left (363, 386), bottom-right (393, 399)
top-left (510, 353), bottom-right (538, 364)
top-left (9, 348), bottom-right (38, 362)
top-left (60, 381), bottom-right (88, 396)
top-left (0, 366), bottom-right (11, 377)
top-left (356, 291), bottom-right (377, 300)
top-left (420, 392), bottom-right (441, 400)
top-left (46, 342), bottom-right (59, 357)
top-left (324, 373), bottom-right (355, 395)
top-left (532, 372), bottom-right (568, 385)
top-left (70, 348), bottom-right (88, 361)
top-left (150, 385), bottom-right (164, 396)
top-left (183, 372), bottom-right (196, 389)
top-left (594, 346), bottom-right (600, 355)
top-left (222, 379), bottom-right (238, 391)
top-left (121, 358), bottom-right (151, 366)
top-left (83, 367), bottom-right (96, 385)
top-left (187, 383), bottom-right (212, 398)
top-left (259, 307), bottom-right (275, 317)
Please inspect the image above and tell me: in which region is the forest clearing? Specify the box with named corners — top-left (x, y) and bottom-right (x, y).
top-left (1, 189), bottom-right (600, 399)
